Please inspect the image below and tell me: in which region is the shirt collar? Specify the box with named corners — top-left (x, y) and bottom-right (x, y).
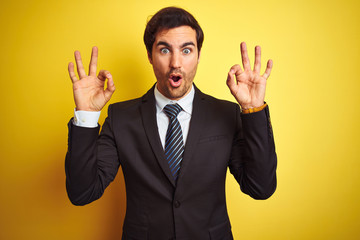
top-left (154, 84), bottom-right (194, 115)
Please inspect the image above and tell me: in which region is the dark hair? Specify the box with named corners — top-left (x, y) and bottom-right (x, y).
top-left (144, 7), bottom-right (204, 58)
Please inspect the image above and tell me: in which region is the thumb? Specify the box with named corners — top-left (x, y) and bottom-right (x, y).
top-left (98, 69), bottom-right (111, 81)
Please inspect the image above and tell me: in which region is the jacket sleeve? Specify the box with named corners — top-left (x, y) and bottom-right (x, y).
top-left (228, 105), bottom-right (277, 200)
top-left (65, 105), bottom-right (120, 205)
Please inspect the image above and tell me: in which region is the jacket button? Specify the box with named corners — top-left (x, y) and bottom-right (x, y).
top-left (174, 200), bottom-right (180, 208)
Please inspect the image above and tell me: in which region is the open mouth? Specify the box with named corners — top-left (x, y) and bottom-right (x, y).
top-left (170, 75), bottom-right (181, 82)
top-left (168, 73), bottom-right (183, 88)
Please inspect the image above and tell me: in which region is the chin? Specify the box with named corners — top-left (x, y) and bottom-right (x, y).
top-left (167, 88), bottom-right (187, 100)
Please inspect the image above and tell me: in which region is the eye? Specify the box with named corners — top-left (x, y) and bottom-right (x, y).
top-left (161, 48), bottom-right (169, 54)
top-left (183, 48), bottom-right (191, 54)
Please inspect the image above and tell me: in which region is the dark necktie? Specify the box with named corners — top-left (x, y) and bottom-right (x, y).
top-left (163, 104), bottom-right (184, 181)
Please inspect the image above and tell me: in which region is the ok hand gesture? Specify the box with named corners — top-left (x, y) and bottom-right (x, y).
top-left (226, 42), bottom-right (272, 110)
top-left (68, 47), bottom-right (115, 111)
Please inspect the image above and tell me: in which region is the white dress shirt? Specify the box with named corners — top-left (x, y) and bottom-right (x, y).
top-left (154, 84), bottom-right (194, 148)
top-left (73, 84), bottom-right (195, 149)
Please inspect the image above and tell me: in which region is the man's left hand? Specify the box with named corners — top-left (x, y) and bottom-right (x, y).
top-left (226, 42), bottom-right (273, 109)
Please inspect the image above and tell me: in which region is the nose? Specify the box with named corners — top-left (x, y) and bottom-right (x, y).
top-left (170, 51), bottom-right (181, 69)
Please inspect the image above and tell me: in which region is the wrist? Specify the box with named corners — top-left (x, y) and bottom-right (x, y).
top-left (241, 105), bottom-right (253, 110)
top-left (240, 101), bottom-right (264, 110)
top-left (240, 104), bottom-right (260, 110)
top-left (75, 105), bottom-right (102, 112)
top-left (75, 108), bottom-right (100, 112)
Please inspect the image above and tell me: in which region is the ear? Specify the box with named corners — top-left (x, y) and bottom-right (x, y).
top-left (197, 50), bottom-right (201, 63)
top-left (147, 51), bottom-right (153, 64)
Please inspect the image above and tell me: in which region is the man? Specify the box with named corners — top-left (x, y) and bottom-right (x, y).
top-left (66, 7), bottom-right (277, 240)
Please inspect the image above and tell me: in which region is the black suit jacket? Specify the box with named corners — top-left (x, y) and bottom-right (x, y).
top-left (65, 86), bottom-right (277, 240)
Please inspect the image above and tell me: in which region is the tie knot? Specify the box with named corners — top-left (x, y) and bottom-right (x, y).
top-left (164, 104), bottom-right (182, 119)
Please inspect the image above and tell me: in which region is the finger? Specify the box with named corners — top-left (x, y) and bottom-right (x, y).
top-left (104, 73), bottom-right (116, 100)
top-left (254, 45), bottom-right (261, 74)
top-left (226, 68), bottom-right (236, 90)
top-left (98, 69), bottom-right (112, 82)
top-left (262, 59), bottom-right (273, 79)
top-left (68, 62), bottom-right (78, 83)
top-left (230, 64), bottom-right (243, 77)
top-left (240, 42), bottom-right (251, 71)
top-left (89, 46), bottom-right (98, 77)
top-left (226, 64), bottom-right (242, 89)
top-left (74, 50), bottom-right (87, 79)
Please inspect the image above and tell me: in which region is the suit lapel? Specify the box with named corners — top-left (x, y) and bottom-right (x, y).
top-left (176, 86), bottom-right (207, 185)
top-left (140, 87), bottom-right (176, 187)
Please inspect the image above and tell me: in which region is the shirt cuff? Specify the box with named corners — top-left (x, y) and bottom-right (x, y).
top-left (73, 109), bottom-right (101, 128)
top-left (241, 103), bottom-right (268, 114)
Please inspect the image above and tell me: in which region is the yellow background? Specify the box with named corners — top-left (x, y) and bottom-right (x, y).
top-left (1, 0), bottom-right (359, 239)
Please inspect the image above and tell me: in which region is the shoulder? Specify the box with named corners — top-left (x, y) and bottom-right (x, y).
top-left (195, 88), bottom-right (239, 112)
top-left (104, 98), bottom-right (145, 128)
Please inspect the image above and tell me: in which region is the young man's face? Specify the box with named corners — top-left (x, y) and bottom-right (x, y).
top-left (149, 26), bottom-right (200, 100)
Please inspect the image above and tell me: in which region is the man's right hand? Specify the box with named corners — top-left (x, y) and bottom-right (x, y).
top-left (68, 46), bottom-right (115, 111)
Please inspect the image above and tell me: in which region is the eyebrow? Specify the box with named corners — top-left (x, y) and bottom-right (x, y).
top-left (156, 41), bottom-right (171, 48)
top-left (156, 41), bottom-right (196, 48)
top-left (181, 42), bottom-right (195, 48)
